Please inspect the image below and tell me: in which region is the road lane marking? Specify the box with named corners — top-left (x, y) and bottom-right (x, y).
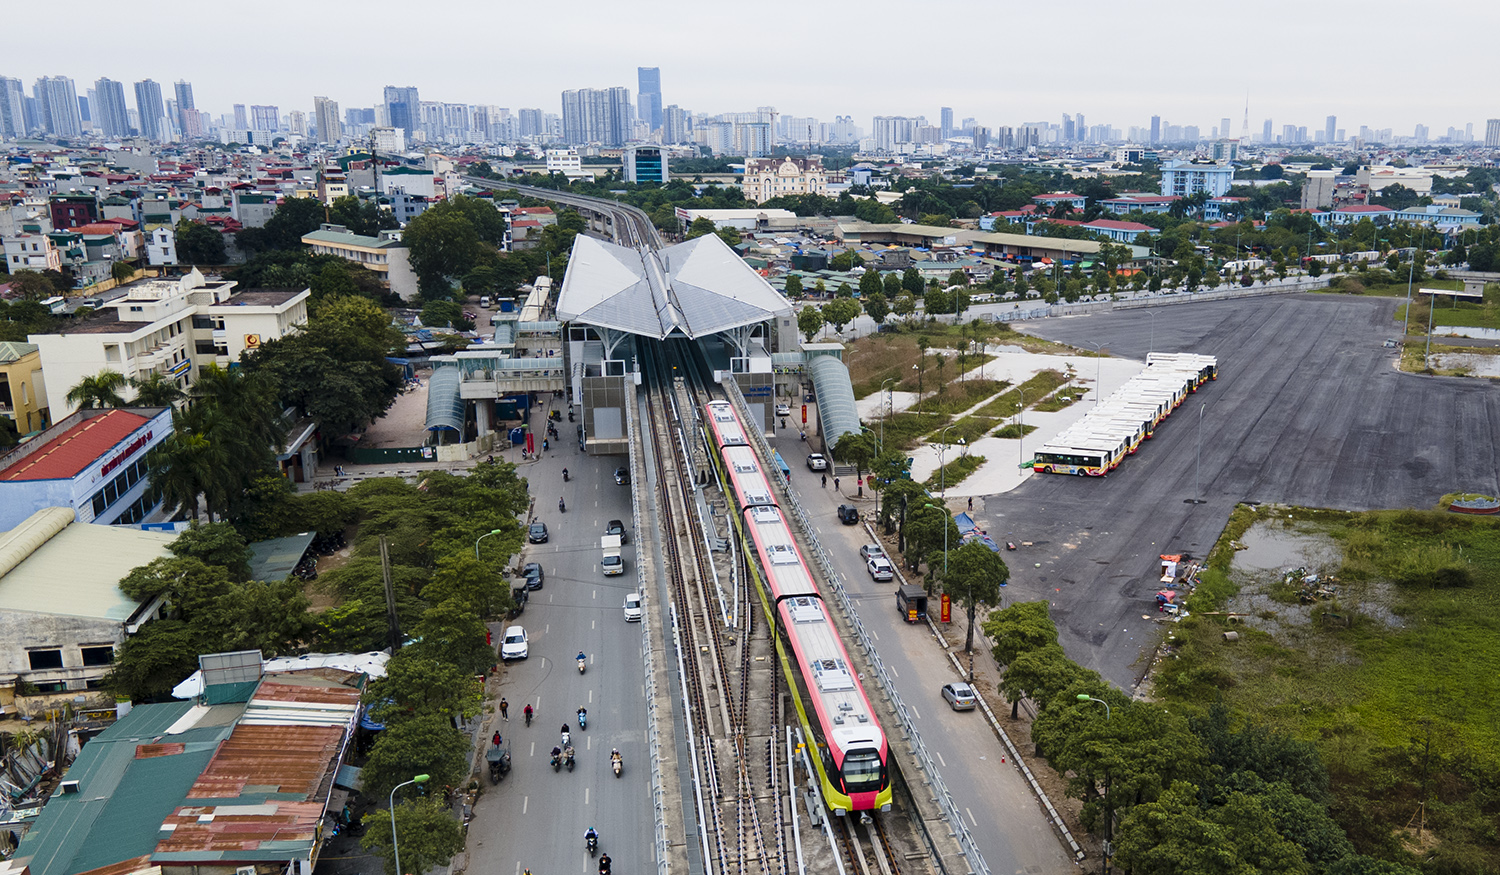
top-left (935, 750), bottom-right (946, 767)
top-left (522, 796), bottom-right (529, 815)
top-left (888, 664), bottom-right (897, 678)
top-left (967, 807), bottom-right (977, 827)
top-left (589, 690), bottom-right (593, 703)
top-left (910, 704), bottom-right (921, 719)
top-left (585, 788), bottom-right (590, 806)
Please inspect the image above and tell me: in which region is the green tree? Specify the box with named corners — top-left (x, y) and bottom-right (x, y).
top-left (421, 554), bottom-right (511, 620)
top-left (110, 260), bottom-right (136, 283)
top-left (243, 196), bottom-right (326, 252)
top-left (903, 503), bottom-right (960, 579)
top-left (834, 282), bottom-right (853, 298)
top-left (864, 292), bottom-right (889, 325)
top-left (174, 220), bottom-right (226, 264)
top-left (686, 216), bottom-right (716, 239)
top-left (924, 285), bottom-right (953, 315)
top-left (405, 598), bottom-right (495, 677)
top-left (328, 195), bottom-right (398, 237)
top-left (364, 652), bottom-right (483, 727)
top-left (420, 300), bottom-right (465, 329)
top-left (360, 798), bottom-right (467, 875)
top-left (102, 619), bottom-right (201, 701)
top-left (714, 225), bottom-right (741, 247)
top-left (998, 644), bottom-right (1097, 718)
top-left (403, 212), bottom-right (481, 295)
top-left (784, 274), bottom-right (803, 297)
top-left (892, 293), bottom-right (916, 321)
top-left (310, 262), bottom-right (358, 300)
top-left (128, 372), bottom-right (185, 407)
top-left (358, 713), bottom-right (471, 800)
top-left (859, 269), bottom-right (883, 298)
top-left (883, 271), bottom-right (903, 298)
top-left (940, 540), bottom-right (1007, 653)
top-left (147, 429), bottom-right (226, 522)
top-left (983, 599), bottom-right (1057, 666)
top-left (822, 297), bottom-right (861, 334)
top-left (66, 370), bottom-right (127, 410)
top-left (831, 430), bottom-right (876, 479)
top-left (6, 270), bottom-right (59, 301)
top-left (830, 250), bottom-right (857, 271)
top-left (948, 269), bottom-right (969, 287)
top-left (902, 266), bottom-right (924, 295)
top-left (167, 522), bottom-right (252, 580)
top-left (797, 305), bottom-right (824, 342)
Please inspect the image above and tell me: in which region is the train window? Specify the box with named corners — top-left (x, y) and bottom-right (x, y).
top-left (842, 751), bottom-right (883, 787)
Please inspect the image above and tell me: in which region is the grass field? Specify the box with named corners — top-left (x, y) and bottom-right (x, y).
top-left (846, 321), bottom-right (1084, 398)
top-left (876, 411), bottom-right (952, 452)
top-left (973, 370), bottom-right (1071, 418)
top-left (922, 453), bottom-right (987, 491)
top-left (1154, 505), bottom-right (1500, 866)
top-left (991, 422), bottom-right (1037, 439)
top-left (1034, 386), bottom-right (1089, 412)
top-left (911, 378), bottom-right (1009, 416)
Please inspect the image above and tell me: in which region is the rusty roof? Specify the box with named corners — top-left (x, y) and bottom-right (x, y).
top-left (186, 724), bottom-right (344, 799)
top-left (155, 801), bottom-right (324, 854)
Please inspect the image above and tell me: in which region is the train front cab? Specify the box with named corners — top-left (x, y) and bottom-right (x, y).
top-left (818, 731), bottom-right (893, 815)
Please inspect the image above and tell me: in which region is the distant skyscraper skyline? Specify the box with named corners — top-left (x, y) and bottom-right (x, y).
top-left (637, 67), bottom-right (661, 132)
top-left (34, 76), bottom-right (82, 137)
top-left (93, 77), bottom-right (130, 137)
top-left (133, 79), bottom-right (166, 141)
top-left (561, 86), bottom-right (633, 147)
top-left (940, 106), bottom-right (953, 139)
top-left (383, 85), bottom-right (420, 136)
top-left (0, 77), bottom-right (25, 138)
top-left (313, 96), bottom-right (341, 143)
top-left (173, 80), bottom-right (201, 138)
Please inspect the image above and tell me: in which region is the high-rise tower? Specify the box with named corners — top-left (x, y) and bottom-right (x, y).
top-left (637, 67), bottom-right (662, 131)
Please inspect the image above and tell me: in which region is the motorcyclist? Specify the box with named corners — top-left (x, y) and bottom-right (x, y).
top-left (550, 745), bottom-right (562, 766)
top-left (585, 826), bottom-right (598, 851)
top-left (577, 706), bottom-right (587, 726)
top-left (562, 467), bottom-right (570, 481)
top-left (564, 743), bottom-right (575, 764)
top-left (523, 703), bottom-right (533, 724)
top-left (611, 748), bottom-right (622, 768)
top-left (559, 497), bottom-right (566, 512)
top-left (599, 852), bottom-right (612, 875)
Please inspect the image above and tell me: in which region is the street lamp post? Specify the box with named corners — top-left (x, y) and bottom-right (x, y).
top-left (1076, 695), bottom-right (1113, 873)
top-left (389, 774), bottom-right (430, 875)
top-left (1077, 693), bottom-right (1111, 720)
top-left (879, 377), bottom-right (896, 455)
top-left (1144, 309), bottom-right (1157, 356)
top-left (475, 529), bottom-right (503, 561)
top-left (1081, 340), bottom-right (1104, 404)
top-left (1402, 228), bottom-right (1423, 339)
top-left (1016, 386), bottom-right (1026, 468)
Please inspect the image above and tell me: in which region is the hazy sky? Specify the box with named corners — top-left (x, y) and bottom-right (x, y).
top-left (9, 0), bottom-right (1497, 136)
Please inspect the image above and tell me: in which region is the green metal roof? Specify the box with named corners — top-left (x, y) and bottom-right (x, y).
top-left (245, 531), bottom-right (316, 582)
top-left (14, 701), bottom-right (224, 875)
top-left (0, 522), bottom-right (177, 621)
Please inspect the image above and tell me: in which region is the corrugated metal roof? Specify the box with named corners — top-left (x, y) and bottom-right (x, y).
top-left (0, 516), bottom-right (176, 620)
top-left (245, 531), bottom-right (315, 583)
top-left (0, 409), bottom-right (151, 481)
top-left (808, 356), bottom-right (861, 451)
top-left (425, 366), bottom-right (464, 433)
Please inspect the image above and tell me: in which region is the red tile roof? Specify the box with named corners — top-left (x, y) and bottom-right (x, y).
top-left (0, 410), bottom-right (152, 482)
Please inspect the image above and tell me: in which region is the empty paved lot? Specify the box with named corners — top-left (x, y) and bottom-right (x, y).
top-left (987, 294), bottom-right (1500, 690)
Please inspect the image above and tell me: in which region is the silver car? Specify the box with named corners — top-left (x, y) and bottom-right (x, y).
top-left (941, 682), bottom-right (977, 711)
top-left (623, 591), bottom-right (643, 622)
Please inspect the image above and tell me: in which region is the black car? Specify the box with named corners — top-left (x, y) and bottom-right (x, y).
top-left (528, 521), bottom-right (549, 543)
top-left (614, 466), bottom-right (630, 485)
top-left (522, 562), bottom-right (544, 590)
top-left (837, 505), bottom-right (859, 525)
top-left (509, 585), bottom-right (529, 617)
top-left (605, 519), bottom-right (628, 544)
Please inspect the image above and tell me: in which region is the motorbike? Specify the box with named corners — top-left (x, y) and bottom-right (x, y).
top-left (611, 751), bottom-right (622, 778)
top-left (524, 708), bottom-right (533, 727)
top-left (564, 746), bottom-right (576, 772)
top-left (487, 745), bottom-right (511, 784)
top-left (563, 468), bottom-right (570, 482)
top-left (599, 856), bottom-right (612, 875)
top-left (577, 654), bottom-right (586, 674)
top-left (586, 832), bottom-right (598, 856)
top-left (577, 709), bottom-right (587, 730)
top-left (559, 498), bottom-right (566, 513)
top-left (561, 729), bottom-right (571, 747)
top-left (550, 749), bottom-right (562, 772)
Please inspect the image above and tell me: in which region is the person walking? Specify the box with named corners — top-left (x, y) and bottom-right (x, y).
top-left (821, 473), bottom-right (827, 488)
top-left (967, 497), bottom-right (973, 512)
top-left (834, 477), bottom-right (840, 492)
top-left (492, 731), bottom-right (501, 747)
top-left (500, 698), bottom-right (509, 721)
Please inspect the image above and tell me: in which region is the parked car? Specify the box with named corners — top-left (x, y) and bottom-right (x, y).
top-left (867, 555), bottom-right (894, 582)
top-left (775, 402), bottom-right (791, 417)
top-left (941, 681), bottom-right (978, 711)
top-left (528, 521), bottom-right (549, 543)
top-left (614, 466), bottom-right (630, 485)
top-left (479, 295), bottom-right (491, 309)
top-left (837, 505), bottom-right (859, 525)
top-left (522, 562), bottom-right (544, 590)
top-left (859, 544), bottom-right (885, 561)
top-left (500, 625), bottom-right (529, 660)
top-left (605, 519), bottom-right (629, 544)
top-left (623, 591), bottom-right (643, 622)
top-left (806, 453), bottom-right (828, 471)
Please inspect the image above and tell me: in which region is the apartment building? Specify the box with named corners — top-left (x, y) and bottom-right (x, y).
top-left (301, 223), bottom-right (417, 300)
top-left (0, 342), bottom-right (48, 435)
top-left (1159, 161), bottom-right (1235, 198)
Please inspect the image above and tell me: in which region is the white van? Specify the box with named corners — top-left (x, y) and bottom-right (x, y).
top-left (479, 295), bottom-right (491, 309)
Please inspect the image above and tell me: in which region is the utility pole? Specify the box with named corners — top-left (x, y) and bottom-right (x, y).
top-left (380, 536), bottom-right (402, 652)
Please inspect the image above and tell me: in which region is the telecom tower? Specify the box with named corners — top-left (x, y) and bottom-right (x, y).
top-left (1239, 93), bottom-right (1251, 145)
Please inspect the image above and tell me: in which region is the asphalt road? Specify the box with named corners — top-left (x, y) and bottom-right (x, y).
top-left (992, 293), bottom-right (1500, 690)
top-left (769, 430), bottom-right (1077, 875)
top-left (466, 429), bottom-right (649, 875)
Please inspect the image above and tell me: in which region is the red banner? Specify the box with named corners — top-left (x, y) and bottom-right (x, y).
top-left (526, 432), bottom-right (535, 455)
top-left (940, 593), bottom-right (951, 623)
top-left (801, 404), bottom-right (808, 425)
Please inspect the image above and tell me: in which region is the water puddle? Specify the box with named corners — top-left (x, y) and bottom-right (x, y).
top-left (1429, 352), bottom-right (1500, 377)
top-left (1227, 520), bottom-right (1403, 632)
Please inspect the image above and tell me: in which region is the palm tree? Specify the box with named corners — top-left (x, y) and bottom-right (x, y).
top-left (129, 373), bottom-right (186, 407)
top-left (147, 425), bottom-right (226, 522)
top-left (66, 371), bottom-right (127, 410)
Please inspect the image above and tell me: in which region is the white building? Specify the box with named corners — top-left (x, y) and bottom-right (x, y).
top-left (301, 223), bottom-right (418, 300)
top-left (741, 157), bottom-right (828, 204)
top-left (1159, 161), bottom-right (1235, 198)
top-left (4, 233), bottom-right (62, 273)
top-left (371, 126), bottom-right (405, 153)
top-left (145, 226), bottom-right (177, 266)
top-left (546, 148), bottom-right (587, 179)
top-left (200, 287), bottom-right (311, 365)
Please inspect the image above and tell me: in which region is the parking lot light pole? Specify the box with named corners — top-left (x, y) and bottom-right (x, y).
top-left (880, 378), bottom-right (897, 454)
top-left (1081, 341), bottom-right (1104, 404)
top-left (475, 529), bottom-right (503, 561)
top-left (1145, 310), bottom-right (1158, 356)
top-left (390, 774), bottom-right (430, 875)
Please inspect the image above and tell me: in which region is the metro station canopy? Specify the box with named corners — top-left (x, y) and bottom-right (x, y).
top-left (557, 233), bottom-right (792, 340)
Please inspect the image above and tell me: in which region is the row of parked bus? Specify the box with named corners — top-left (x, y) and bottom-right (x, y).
top-left (1032, 352), bottom-right (1219, 476)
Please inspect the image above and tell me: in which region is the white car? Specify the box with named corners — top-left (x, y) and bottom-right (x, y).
top-left (775, 402), bottom-right (792, 417)
top-left (806, 453), bottom-right (828, 471)
top-left (867, 556), bottom-right (894, 582)
top-left (499, 625), bottom-right (528, 660)
top-left (623, 591), bottom-right (643, 622)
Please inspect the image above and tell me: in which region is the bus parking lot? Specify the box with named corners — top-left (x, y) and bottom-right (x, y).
top-left (992, 293), bottom-right (1500, 690)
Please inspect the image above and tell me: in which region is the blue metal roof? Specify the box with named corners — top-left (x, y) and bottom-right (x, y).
top-left (425, 366), bottom-right (464, 433)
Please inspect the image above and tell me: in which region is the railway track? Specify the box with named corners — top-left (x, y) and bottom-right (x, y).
top-left (643, 339), bottom-right (785, 875)
top-left (460, 176), bottom-right (663, 249)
